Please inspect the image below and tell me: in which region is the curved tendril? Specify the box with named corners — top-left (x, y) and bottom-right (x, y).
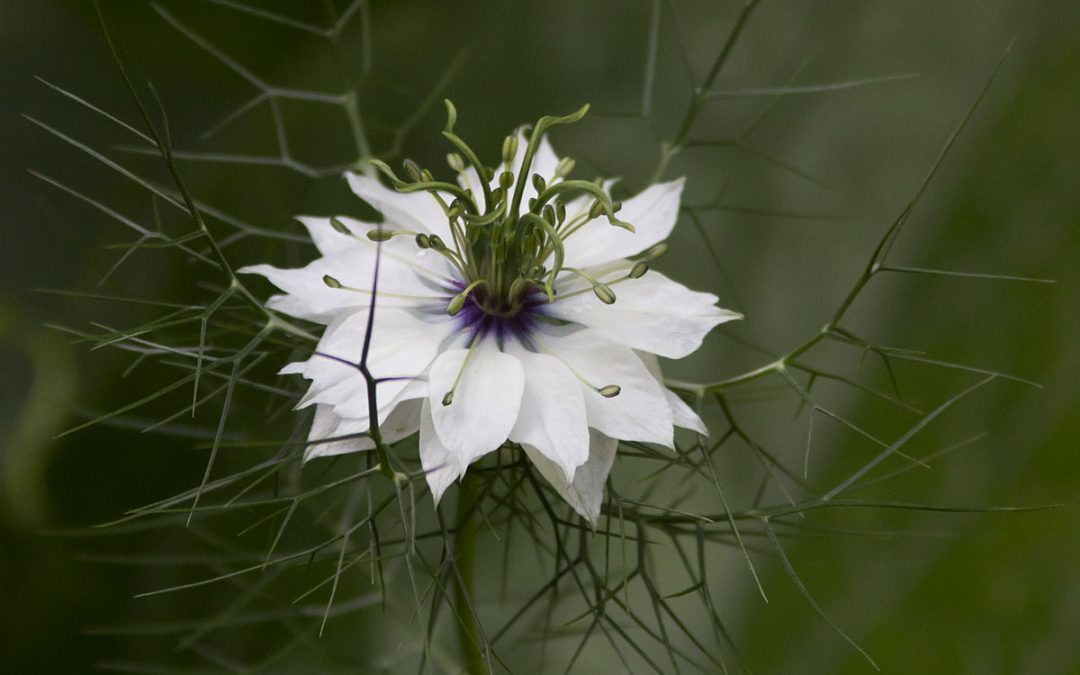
top-left (534, 179), bottom-right (634, 232)
top-left (442, 100), bottom-right (494, 210)
top-left (367, 159), bottom-right (478, 213)
top-left (508, 104), bottom-right (591, 225)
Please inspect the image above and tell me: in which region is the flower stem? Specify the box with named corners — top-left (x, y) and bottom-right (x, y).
top-left (454, 474), bottom-right (488, 675)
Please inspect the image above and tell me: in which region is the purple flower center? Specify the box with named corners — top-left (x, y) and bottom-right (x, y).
top-left (451, 281), bottom-right (547, 344)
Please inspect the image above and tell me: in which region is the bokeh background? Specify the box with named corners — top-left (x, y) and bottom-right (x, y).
top-left (2, 0), bottom-right (1078, 672)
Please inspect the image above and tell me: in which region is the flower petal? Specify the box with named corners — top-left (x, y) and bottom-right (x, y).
top-left (541, 329), bottom-right (674, 446)
top-left (346, 171), bottom-right (453, 242)
top-left (507, 347), bottom-right (590, 483)
top-left (304, 399), bottom-right (421, 462)
top-left (525, 429), bottom-right (617, 525)
top-left (429, 338), bottom-right (525, 464)
top-left (420, 399), bottom-right (464, 505)
top-left (638, 352), bottom-right (708, 435)
top-left (239, 240), bottom-right (451, 323)
top-left (549, 270), bottom-right (740, 359)
top-left (288, 308), bottom-right (454, 421)
top-left (562, 178), bottom-right (685, 269)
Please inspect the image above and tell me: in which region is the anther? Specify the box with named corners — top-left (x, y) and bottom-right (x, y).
top-left (593, 283), bottom-right (617, 305)
top-left (555, 157), bottom-right (575, 179)
top-left (629, 261), bottom-right (649, 279)
top-left (501, 135), bottom-right (519, 165)
top-left (322, 274), bottom-right (343, 289)
top-left (415, 233), bottom-right (431, 249)
top-left (403, 159), bottom-right (422, 182)
top-left (366, 229), bottom-right (397, 242)
top-left (442, 390), bottom-right (455, 406)
top-left (446, 152), bottom-right (465, 172)
top-left (499, 171), bottom-right (515, 191)
top-left (532, 173), bottom-right (546, 193)
top-left (330, 217), bottom-right (353, 236)
top-left (598, 384), bottom-right (622, 398)
top-left (447, 279), bottom-right (487, 316)
top-left (588, 199), bottom-right (605, 220)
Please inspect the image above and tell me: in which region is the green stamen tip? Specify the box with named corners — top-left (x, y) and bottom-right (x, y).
top-left (501, 135), bottom-right (519, 164)
top-left (323, 274), bottom-right (343, 289)
top-left (330, 217), bottom-right (352, 236)
top-left (593, 283), bottom-right (617, 304)
top-left (599, 385), bottom-right (621, 398)
top-left (555, 157), bottom-right (575, 179)
top-left (415, 233), bottom-right (431, 249)
top-left (588, 200), bottom-right (605, 220)
top-left (442, 390), bottom-right (455, 406)
top-left (630, 261), bottom-right (649, 279)
top-left (367, 229), bottom-right (395, 242)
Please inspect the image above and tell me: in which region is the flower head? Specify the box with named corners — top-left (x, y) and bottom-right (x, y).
top-left (241, 104), bottom-right (740, 523)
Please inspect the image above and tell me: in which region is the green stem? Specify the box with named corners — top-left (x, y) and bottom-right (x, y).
top-left (454, 474), bottom-right (488, 674)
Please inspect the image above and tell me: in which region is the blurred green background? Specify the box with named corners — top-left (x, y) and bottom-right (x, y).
top-left (2, 0), bottom-right (1078, 672)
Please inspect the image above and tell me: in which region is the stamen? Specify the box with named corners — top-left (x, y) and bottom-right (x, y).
top-left (442, 337), bottom-right (481, 406)
top-left (321, 274), bottom-right (444, 302)
top-left (447, 279), bottom-right (488, 316)
top-left (532, 335), bottom-right (622, 399)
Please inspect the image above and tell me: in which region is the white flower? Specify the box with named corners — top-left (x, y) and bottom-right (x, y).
top-left (241, 107), bottom-right (740, 524)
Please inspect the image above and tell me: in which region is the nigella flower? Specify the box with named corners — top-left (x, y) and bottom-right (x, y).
top-left (241, 104), bottom-right (740, 523)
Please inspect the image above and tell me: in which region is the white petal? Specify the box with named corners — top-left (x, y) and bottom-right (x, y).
top-left (540, 329), bottom-right (674, 447)
top-left (303, 400), bottom-right (421, 462)
top-left (239, 242), bottom-right (451, 323)
top-left (562, 178), bottom-right (685, 269)
top-left (346, 171), bottom-right (453, 242)
top-left (638, 352), bottom-right (708, 435)
top-left (549, 270), bottom-right (740, 359)
top-left (507, 347), bottom-right (590, 483)
top-left (290, 308), bottom-right (454, 421)
top-left (429, 338), bottom-right (525, 464)
top-left (525, 429), bottom-right (618, 525)
top-left (295, 215), bottom-right (363, 255)
top-left (420, 398), bottom-right (465, 505)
